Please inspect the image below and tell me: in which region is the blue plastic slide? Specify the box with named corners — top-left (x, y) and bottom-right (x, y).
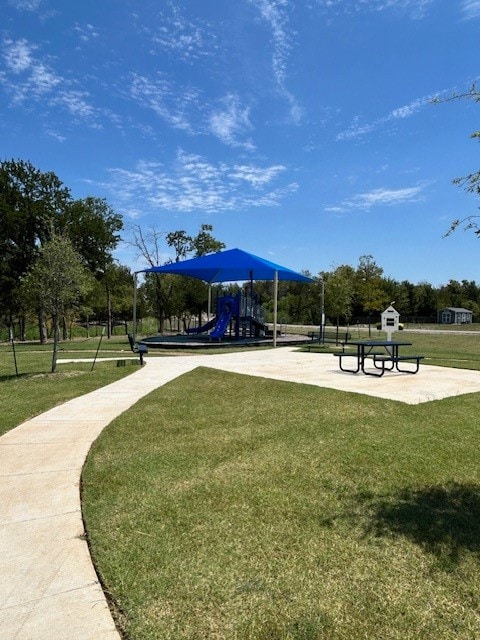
top-left (209, 307), bottom-right (233, 339)
top-left (185, 316), bottom-right (217, 334)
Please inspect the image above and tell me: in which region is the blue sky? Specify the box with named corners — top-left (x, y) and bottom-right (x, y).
top-left (1, 0), bottom-right (479, 285)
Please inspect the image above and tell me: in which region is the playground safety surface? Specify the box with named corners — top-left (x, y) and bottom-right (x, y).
top-left (140, 332), bottom-right (309, 348)
top-left (3, 347), bottom-right (480, 639)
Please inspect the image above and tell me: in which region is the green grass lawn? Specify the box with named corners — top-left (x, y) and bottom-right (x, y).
top-left (0, 335), bottom-right (140, 436)
top-left (82, 357), bottom-right (480, 639)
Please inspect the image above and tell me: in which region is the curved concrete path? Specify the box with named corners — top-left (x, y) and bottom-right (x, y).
top-left (2, 348), bottom-right (480, 639)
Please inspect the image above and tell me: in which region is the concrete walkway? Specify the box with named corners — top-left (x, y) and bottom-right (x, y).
top-left (2, 348), bottom-right (480, 639)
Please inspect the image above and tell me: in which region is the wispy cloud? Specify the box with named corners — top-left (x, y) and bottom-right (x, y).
top-left (208, 94), bottom-right (255, 150)
top-left (1, 38), bottom-right (61, 101)
top-left (129, 72), bottom-right (200, 134)
top-left (0, 37), bottom-right (99, 123)
top-left (3, 38), bottom-right (35, 73)
top-left (461, 0), bottom-right (480, 20)
top-left (314, 0), bottom-right (434, 20)
top-left (337, 95), bottom-right (429, 141)
top-left (151, 2), bottom-right (217, 61)
top-left (8, 0), bottom-right (43, 10)
top-left (54, 90), bottom-right (95, 119)
top-left (130, 74), bottom-right (257, 149)
top-left (248, 0), bottom-right (304, 124)
top-left (103, 150), bottom-right (297, 215)
top-left (73, 23), bottom-right (100, 43)
top-left (325, 182), bottom-right (428, 213)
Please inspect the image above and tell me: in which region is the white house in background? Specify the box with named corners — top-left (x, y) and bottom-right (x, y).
top-left (437, 307), bottom-right (473, 324)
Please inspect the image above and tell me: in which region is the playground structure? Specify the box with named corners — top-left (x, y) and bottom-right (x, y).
top-left (185, 290), bottom-right (267, 341)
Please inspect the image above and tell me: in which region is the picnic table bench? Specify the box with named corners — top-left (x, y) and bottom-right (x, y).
top-left (372, 354), bottom-right (425, 374)
top-left (335, 340), bottom-right (424, 377)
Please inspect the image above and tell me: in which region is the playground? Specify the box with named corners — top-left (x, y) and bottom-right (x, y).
top-left (141, 289), bottom-right (310, 349)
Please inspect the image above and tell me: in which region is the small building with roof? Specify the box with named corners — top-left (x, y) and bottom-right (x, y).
top-left (437, 307), bottom-right (473, 324)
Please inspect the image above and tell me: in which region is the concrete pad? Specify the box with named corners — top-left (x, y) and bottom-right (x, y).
top-left (2, 348), bottom-right (480, 639)
top-left (197, 348), bottom-right (480, 405)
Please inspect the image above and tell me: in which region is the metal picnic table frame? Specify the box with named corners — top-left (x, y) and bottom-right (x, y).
top-left (335, 339), bottom-right (424, 377)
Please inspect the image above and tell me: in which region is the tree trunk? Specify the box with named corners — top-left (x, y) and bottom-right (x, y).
top-left (19, 315), bottom-right (26, 342)
top-left (38, 310), bottom-right (48, 344)
top-left (51, 315), bottom-right (59, 373)
top-left (106, 282), bottom-right (112, 339)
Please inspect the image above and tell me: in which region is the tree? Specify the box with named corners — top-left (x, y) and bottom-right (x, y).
top-left (435, 84), bottom-right (480, 236)
top-left (189, 224), bottom-right (225, 257)
top-left (0, 160), bottom-right (123, 340)
top-left (355, 255), bottom-right (388, 323)
top-left (0, 159), bottom-right (71, 337)
top-left (130, 225), bottom-right (169, 332)
top-left (61, 197), bottom-right (123, 275)
top-left (323, 265), bottom-right (355, 328)
top-left (130, 224), bottom-right (225, 332)
top-left (21, 235), bottom-right (92, 372)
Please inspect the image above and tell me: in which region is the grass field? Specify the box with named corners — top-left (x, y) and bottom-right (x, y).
top-left (0, 334), bottom-right (140, 437)
top-left (79, 330), bottom-right (480, 640)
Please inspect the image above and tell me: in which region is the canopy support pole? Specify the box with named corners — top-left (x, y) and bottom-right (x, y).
top-left (273, 270), bottom-right (278, 348)
top-left (132, 272), bottom-right (138, 344)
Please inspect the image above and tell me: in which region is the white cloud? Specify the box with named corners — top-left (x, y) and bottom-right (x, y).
top-left (314, 0), bottom-right (434, 19)
top-left (151, 3), bottom-right (217, 61)
top-left (130, 75), bottom-right (258, 149)
top-left (390, 98), bottom-right (424, 119)
top-left (8, 0), bottom-right (43, 10)
top-left (228, 164), bottom-right (286, 187)
top-left (103, 151), bottom-right (297, 214)
top-left (55, 90), bottom-right (95, 119)
top-left (0, 37), bottom-right (106, 128)
top-left (208, 94), bottom-right (255, 150)
top-left (250, 0), bottom-right (291, 86)
top-left (3, 38), bottom-right (35, 73)
top-left (461, 0), bottom-right (480, 20)
top-left (74, 23), bottom-right (100, 43)
top-left (325, 182), bottom-right (428, 213)
top-left (248, 0), bottom-right (303, 124)
top-left (45, 128), bottom-right (66, 142)
top-left (336, 116), bottom-right (377, 141)
top-left (129, 73), bottom-right (200, 133)
top-left (337, 95), bottom-right (430, 141)
top-left (1, 39), bottom-right (61, 102)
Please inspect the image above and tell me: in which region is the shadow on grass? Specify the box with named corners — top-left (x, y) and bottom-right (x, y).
top-left (0, 372), bottom-right (34, 382)
top-left (363, 482), bottom-right (480, 566)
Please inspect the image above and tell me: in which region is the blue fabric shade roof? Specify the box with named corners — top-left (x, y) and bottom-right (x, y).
top-left (142, 248), bottom-right (313, 284)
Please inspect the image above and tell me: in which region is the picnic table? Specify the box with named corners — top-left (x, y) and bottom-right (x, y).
top-left (335, 340), bottom-right (424, 377)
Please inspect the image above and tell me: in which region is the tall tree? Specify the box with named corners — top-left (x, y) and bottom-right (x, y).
top-left (189, 224), bottom-right (225, 257)
top-left (0, 160), bottom-right (123, 340)
top-left (61, 197), bottom-right (123, 275)
top-left (355, 255), bottom-right (388, 332)
top-left (324, 265), bottom-right (355, 328)
top-left (0, 159), bottom-right (71, 336)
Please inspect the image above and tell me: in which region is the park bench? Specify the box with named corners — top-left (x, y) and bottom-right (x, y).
top-left (307, 330), bottom-right (351, 347)
top-left (127, 334), bottom-right (148, 365)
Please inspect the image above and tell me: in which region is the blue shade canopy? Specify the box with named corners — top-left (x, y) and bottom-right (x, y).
top-left (142, 248), bottom-right (313, 284)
